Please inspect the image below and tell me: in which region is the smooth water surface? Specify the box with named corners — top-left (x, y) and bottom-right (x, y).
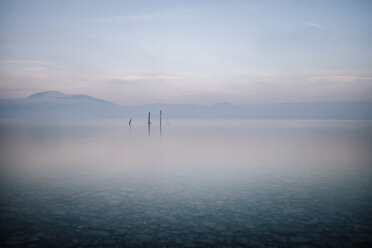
top-left (1, 120), bottom-right (372, 247)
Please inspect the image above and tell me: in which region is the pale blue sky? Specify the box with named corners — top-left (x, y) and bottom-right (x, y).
top-left (0, 0), bottom-right (371, 104)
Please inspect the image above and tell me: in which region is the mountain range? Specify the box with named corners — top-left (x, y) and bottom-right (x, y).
top-left (1, 91), bottom-right (371, 120)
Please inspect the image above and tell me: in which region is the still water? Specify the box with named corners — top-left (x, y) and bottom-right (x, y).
top-left (1, 120), bottom-right (372, 247)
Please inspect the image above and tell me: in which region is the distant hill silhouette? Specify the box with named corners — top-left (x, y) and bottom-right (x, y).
top-left (0, 91), bottom-right (121, 120)
top-left (27, 90), bottom-right (114, 105)
top-left (1, 91), bottom-right (372, 120)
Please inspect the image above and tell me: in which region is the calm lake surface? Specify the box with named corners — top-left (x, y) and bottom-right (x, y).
top-left (1, 120), bottom-right (372, 247)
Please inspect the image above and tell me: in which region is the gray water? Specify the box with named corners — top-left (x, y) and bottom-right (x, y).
top-left (1, 120), bottom-right (372, 247)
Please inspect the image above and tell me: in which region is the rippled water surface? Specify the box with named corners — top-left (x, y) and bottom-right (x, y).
top-left (1, 120), bottom-right (372, 247)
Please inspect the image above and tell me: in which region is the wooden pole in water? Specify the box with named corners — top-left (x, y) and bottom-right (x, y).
top-left (148, 112), bottom-right (151, 137)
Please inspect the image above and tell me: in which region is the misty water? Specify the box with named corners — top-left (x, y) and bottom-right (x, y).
top-left (1, 120), bottom-right (372, 247)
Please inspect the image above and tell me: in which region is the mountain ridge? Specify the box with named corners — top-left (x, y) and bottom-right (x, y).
top-left (0, 91), bottom-right (372, 120)
top-left (27, 90), bottom-right (115, 105)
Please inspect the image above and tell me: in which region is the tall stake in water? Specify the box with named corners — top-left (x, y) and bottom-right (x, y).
top-left (148, 112), bottom-right (151, 137)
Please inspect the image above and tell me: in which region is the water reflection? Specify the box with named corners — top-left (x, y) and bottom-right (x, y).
top-left (160, 110), bottom-right (162, 139)
top-left (0, 120), bottom-right (371, 247)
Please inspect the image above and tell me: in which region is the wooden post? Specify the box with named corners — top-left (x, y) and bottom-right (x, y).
top-left (148, 112), bottom-right (151, 137)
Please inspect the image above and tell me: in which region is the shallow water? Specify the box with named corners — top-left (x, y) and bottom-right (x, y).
top-left (1, 120), bottom-right (372, 247)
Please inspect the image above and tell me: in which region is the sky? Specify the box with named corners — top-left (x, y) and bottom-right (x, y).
top-left (0, 0), bottom-right (371, 105)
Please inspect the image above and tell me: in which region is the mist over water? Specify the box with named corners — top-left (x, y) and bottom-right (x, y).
top-left (1, 120), bottom-right (372, 247)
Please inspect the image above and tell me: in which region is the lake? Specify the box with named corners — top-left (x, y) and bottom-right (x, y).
top-left (1, 120), bottom-right (372, 247)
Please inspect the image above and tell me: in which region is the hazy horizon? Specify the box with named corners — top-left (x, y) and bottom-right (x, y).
top-left (4, 89), bottom-right (372, 105)
top-left (1, 0), bottom-right (372, 105)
